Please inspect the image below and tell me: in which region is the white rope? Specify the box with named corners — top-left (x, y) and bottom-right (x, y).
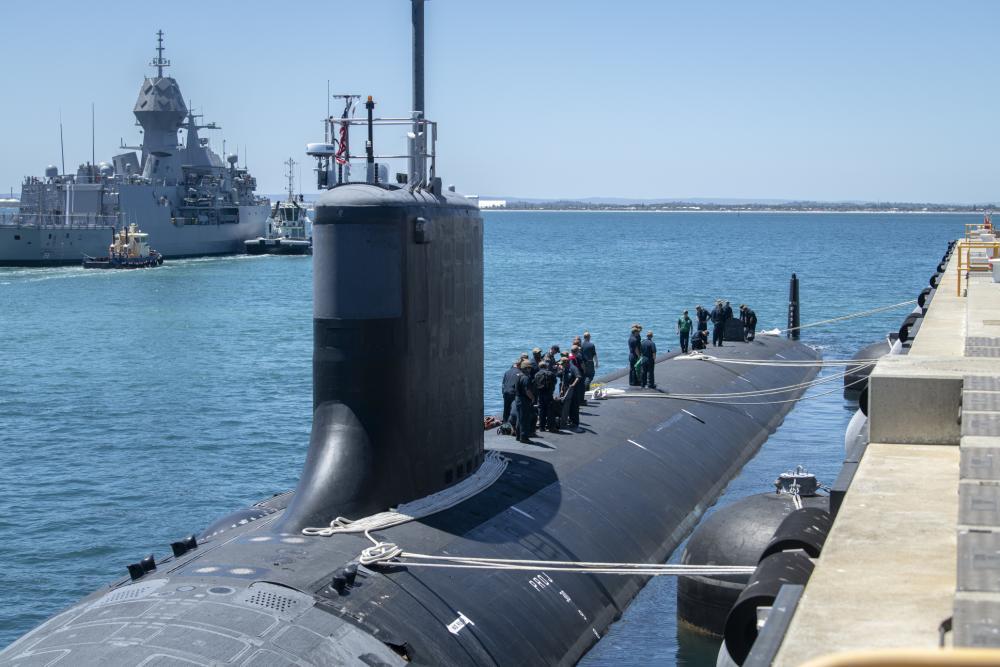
top-left (678, 353), bottom-right (880, 367)
top-left (656, 364), bottom-right (868, 399)
top-left (302, 451), bottom-right (509, 536)
top-left (621, 373), bottom-right (868, 406)
top-left (358, 539), bottom-right (755, 576)
top-left (779, 299), bottom-right (917, 334)
top-left (597, 364), bottom-right (869, 403)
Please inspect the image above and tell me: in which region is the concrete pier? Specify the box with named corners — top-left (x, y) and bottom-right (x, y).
top-left (771, 237), bottom-right (1000, 664)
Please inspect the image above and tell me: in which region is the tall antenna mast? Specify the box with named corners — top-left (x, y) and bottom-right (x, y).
top-left (150, 30), bottom-right (170, 78)
top-left (325, 80), bottom-right (330, 143)
top-left (91, 103), bottom-right (96, 174)
top-left (285, 157), bottom-right (296, 201)
top-left (409, 0), bottom-right (427, 187)
top-left (59, 111), bottom-right (65, 175)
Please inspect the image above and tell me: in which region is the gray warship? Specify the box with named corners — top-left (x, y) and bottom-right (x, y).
top-left (0, 32), bottom-right (269, 266)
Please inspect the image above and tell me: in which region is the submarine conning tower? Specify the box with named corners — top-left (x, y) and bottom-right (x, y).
top-left (278, 0), bottom-right (485, 531)
top-left (277, 186), bottom-right (484, 530)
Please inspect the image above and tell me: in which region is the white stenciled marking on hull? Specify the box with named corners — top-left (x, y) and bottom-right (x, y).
top-left (447, 612), bottom-right (474, 635)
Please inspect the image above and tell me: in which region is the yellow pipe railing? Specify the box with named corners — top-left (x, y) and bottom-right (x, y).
top-left (956, 239), bottom-right (1000, 296)
top-left (965, 222), bottom-right (992, 240)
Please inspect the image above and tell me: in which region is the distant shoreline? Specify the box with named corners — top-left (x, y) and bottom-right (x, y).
top-left (485, 208), bottom-right (986, 215)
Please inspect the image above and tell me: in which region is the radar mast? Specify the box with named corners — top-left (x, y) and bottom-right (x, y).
top-left (150, 30), bottom-right (170, 79)
top-left (285, 157), bottom-right (296, 201)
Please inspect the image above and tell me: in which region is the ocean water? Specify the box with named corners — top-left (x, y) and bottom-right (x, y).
top-left (0, 212), bottom-right (967, 662)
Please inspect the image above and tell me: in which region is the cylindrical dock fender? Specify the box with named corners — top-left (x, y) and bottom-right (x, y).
top-left (898, 309), bottom-right (923, 344)
top-left (723, 551), bottom-right (815, 665)
top-left (917, 287), bottom-right (934, 314)
top-left (845, 406), bottom-right (868, 452)
top-left (844, 339), bottom-right (890, 397)
top-left (676, 492), bottom-right (826, 636)
top-left (759, 507), bottom-right (833, 560)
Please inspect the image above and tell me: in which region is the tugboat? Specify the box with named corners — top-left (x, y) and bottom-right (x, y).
top-left (244, 157), bottom-right (312, 255)
top-left (82, 223), bottom-right (163, 269)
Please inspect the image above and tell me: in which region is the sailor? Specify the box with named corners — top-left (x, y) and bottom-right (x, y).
top-left (694, 328), bottom-right (709, 350)
top-left (514, 359), bottom-right (536, 443)
top-left (740, 304), bottom-right (758, 342)
top-left (501, 360), bottom-right (521, 423)
top-left (530, 347), bottom-right (542, 376)
top-left (694, 304), bottom-right (708, 350)
top-left (640, 330), bottom-right (657, 389)
top-left (677, 310), bottom-right (692, 354)
top-left (571, 346), bottom-right (588, 424)
top-left (580, 332), bottom-right (598, 391)
top-left (723, 301), bottom-right (734, 342)
top-left (563, 352), bottom-right (584, 428)
top-left (711, 300), bottom-right (725, 347)
top-left (554, 357), bottom-right (572, 429)
top-left (543, 344), bottom-right (560, 368)
top-left (628, 324), bottom-right (642, 386)
top-left (534, 360), bottom-right (557, 432)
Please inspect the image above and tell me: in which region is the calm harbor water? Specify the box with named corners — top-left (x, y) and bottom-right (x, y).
top-left (0, 211), bottom-right (967, 662)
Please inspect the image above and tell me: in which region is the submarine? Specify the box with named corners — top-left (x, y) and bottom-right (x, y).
top-left (0, 4), bottom-right (822, 665)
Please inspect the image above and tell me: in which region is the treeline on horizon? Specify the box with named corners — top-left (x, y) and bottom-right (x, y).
top-left (502, 200), bottom-right (998, 212)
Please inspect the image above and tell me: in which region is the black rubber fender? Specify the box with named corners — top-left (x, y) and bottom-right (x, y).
top-left (724, 551), bottom-right (815, 665)
top-left (917, 287), bottom-right (932, 309)
top-left (759, 507), bottom-right (833, 560)
top-left (930, 273), bottom-right (941, 289)
top-left (676, 493), bottom-right (827, 636)
top-left (937, 262), bottom-right (946, 273)
top-left (899, 312), bottom-right (921, 343)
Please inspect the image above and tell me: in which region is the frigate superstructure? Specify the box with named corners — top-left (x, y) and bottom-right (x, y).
top-left (0, 31), bottom-right (269, 266)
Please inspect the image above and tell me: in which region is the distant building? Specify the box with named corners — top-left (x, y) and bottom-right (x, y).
top-left (478, 199), bottom-right (507, 209)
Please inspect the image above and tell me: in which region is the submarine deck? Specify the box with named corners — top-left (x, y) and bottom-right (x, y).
top-left (0, 337), bottom-right (820, 666)
top-left (773, 240), bottom-right (1000, 665)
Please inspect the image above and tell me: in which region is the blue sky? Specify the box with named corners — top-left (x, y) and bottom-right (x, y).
top-left (1, 1), bottom-right (997, 202)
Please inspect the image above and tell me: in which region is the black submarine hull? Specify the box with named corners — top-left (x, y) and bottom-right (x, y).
top-left (0, 337), bottom-right (817, 665)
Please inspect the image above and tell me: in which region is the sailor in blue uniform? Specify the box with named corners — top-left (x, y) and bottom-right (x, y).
top-left (534, 360), bottom-right (557, 432)
top-left (515, 359), bottom-right (535, 443)
top-left (580, 332), bottom-right (598, 391)
top-left (740, 304), bottom-right (757, 342)
top-left (695, 305), bottom-right (709, 351)
top-left (501, 360), bottom-right (520, 423)
top-left (723, 301), bottom-right (734, 342)
top-left (628, 324), bottom-right (642, 385)
top-left (640, 330), bottom-right (657, 389)
top-left (711, 301), bottom-right (725, 347)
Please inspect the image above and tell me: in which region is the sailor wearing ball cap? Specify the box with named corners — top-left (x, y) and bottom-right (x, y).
top-left (628, 323), bottom-right (643, 386)
top-left (514, 359), bottom-right (536, 443)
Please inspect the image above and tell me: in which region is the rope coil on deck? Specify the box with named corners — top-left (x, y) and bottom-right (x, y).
top-left (302, 451), bottom-right (509, 536)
